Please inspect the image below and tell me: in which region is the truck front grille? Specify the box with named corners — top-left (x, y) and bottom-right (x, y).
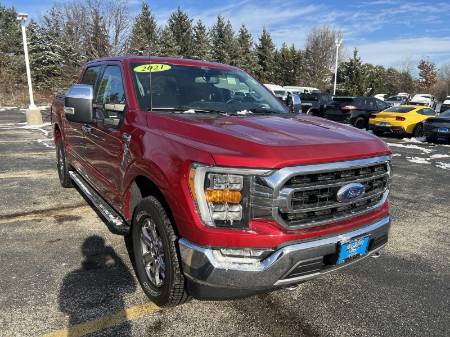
top-left (251, 156), bottom-right (391, 230)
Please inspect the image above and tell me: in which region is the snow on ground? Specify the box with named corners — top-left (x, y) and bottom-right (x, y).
top-left (386, 142), bottom-right (434, 154)
top-left (436, 162), bottom-right (450, 170)
top-left (0, 106), bottom-right (18, 111)
top-left (430, 154), bottom-right (450, 159)
top-left (406, 156), bottom-right (431, 165)
top-left (401, 137), bottom-right (426, 143)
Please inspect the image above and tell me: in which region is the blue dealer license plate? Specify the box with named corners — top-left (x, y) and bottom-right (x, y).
top-left (437, 127), bottom-right (449, 133)
top-left (337, 236), bottom-right (370, 265)
top-left (379, 122), bottom-right (389, 127)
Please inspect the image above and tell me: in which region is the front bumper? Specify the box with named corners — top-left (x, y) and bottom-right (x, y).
top-left (180, 215), bottom-right (390, 300)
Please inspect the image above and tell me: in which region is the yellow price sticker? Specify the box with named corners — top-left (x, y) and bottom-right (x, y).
top-left (133, 64), bottom-right (172, 73)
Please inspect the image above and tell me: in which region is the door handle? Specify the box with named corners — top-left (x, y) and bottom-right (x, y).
top-left (82, 124), bottom-right (92, 134)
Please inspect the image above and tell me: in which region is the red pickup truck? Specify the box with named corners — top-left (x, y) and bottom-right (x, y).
top-left (52, 56), bottom-right (392, 306)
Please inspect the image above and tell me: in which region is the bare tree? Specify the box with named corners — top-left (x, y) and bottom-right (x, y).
top-left (303, 25), bottom-right (343, 90)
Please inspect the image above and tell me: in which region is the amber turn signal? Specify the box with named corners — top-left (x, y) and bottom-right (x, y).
top-left (205, 189), bottom-right (242, 204)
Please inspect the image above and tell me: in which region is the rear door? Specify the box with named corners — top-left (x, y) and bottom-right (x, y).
top-left (325, 97), bottom-right (355, 122)
top-left (63, 65), bottom-right (102, 172)
top-left (83, 63), bottom-right (129, 209)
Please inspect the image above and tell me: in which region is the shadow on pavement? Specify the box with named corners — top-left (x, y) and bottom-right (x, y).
top-left (58, 235), bottom-right (136, 336)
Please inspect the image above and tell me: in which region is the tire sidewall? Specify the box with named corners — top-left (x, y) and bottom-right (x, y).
top-left (413, 124), bottom-right (423, 137)
top-left (131, 198), bottom-right (175, 305)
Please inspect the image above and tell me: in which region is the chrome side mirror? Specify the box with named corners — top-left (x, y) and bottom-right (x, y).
top-left (64, 84), bottom-right (94, 124)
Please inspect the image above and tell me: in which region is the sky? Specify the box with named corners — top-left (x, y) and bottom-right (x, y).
top-left (4, 0), bottom-right (450, 70)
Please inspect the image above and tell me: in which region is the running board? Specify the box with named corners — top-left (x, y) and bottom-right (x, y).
top-left (69, 171), bottom-right (130, 235)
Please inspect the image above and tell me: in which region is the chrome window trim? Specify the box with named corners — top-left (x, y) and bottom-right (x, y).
top-left (257, 155), bottom-right (391, 230)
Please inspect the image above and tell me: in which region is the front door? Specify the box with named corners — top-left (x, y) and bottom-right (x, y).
top-left (84, 64), bottom-right (129, 211)
top-left (63, 65), bottom-right (102, 175)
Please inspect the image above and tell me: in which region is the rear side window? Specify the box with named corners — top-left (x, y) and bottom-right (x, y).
top-left (80, 66), bottom-right (101, 87)
top-left (333, 97), bottom-right (354, 103)
top-left (418, 108), bottom-right (435, 116)
top-left (385, 107), bottom-right (415, 113)
top-left (300, 93), bottom-right (318, 101)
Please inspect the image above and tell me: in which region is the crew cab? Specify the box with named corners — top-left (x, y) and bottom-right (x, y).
top-left (52, 56), bottom-right (392, 307)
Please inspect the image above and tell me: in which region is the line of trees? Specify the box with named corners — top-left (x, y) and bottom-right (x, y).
top-left (1, 1), bottom-right (449, 105)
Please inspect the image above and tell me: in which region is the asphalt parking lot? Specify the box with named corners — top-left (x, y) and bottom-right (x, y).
top-left (0, 107), bottom-right (449, 337)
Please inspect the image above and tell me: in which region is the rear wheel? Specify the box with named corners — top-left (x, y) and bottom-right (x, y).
top-left (55, 138), bottom-right (73, 188)
top-left (413, 124), bottom-right (424, 137)
top-left (131, 196), bottom-right (189, 307)
top-left (373, 130), bottom-right (384, 136)
top-left (354, 117), bottom-right (367, 129)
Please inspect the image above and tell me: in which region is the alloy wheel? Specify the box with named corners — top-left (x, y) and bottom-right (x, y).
top-left (140, 218), bottom-right (166, 287)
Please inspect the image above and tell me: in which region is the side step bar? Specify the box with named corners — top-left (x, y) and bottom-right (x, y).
top-left (69, 171), bottom-right (130, 235)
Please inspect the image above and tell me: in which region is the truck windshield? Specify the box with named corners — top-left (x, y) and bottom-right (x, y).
top-left (130, 62), bottom-right (288, 114)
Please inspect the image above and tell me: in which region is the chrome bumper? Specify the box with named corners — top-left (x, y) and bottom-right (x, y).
top-left (179, 216), bottom-right (390, 299)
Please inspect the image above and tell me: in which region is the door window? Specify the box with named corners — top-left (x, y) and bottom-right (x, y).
top-left (95, 65), bottom-right (126, 127)
top-left (80, 66), bottom-right (101, 88)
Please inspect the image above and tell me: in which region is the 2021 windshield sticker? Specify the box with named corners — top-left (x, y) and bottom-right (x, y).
top-left (133, 64), bottom-right (172, 73)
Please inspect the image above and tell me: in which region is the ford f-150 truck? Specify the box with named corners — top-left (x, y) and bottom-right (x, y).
top-left (52, 56), bottom-right (392, 307)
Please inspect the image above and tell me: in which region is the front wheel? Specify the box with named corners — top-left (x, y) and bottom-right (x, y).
top-left (55, 138), bottom-right (73, 188)
top-left (131, 196), bottom-right (189, 307)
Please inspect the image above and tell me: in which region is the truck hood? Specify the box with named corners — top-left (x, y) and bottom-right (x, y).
top-left (147, 113), bottom-right (390, 168)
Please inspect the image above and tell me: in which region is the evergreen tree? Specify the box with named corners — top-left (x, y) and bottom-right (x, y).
top-left (28, 21), bottom-right (64, 90)
top-left (255, 28), bottom-right (276, 83)
top-left (337, 49), bottom-right (367, 96)
top-left (165, 7), bottom-right (194, 57)
top-left (275, 43), bottom-right (295, 85)
top-left (85, 8), bottom-right (110, 60)
top-left (128, 2), bottom-right (160, 55)
top-left (192, 20), bottom-right (210, 60)
top-left (291, 45), bottom-right (304, 86)
top-left (160, 25), bottom-right (178, 56)
top-left (236, 25), bottom-right (258, 74)
top-left (210, 16), bottom-right (236, 64)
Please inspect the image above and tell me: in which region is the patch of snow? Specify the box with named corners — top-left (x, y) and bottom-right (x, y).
top-left (392, 153), bottom-right (401, 157)
top-left (236, 110), bottom-right (253, 115)
top-left (406, 156), bottom-right (431, 165)
top-left (0, 106), bottom-right (18, 111)
top-left (436, 162), bottom-right (450, 170)
top-left (36, 139), bottom-right (55, 149)
top-left (402, 137), bottom-right (426, 143)
top-left (181, 109), bottom-right (196, 114)
top-left (430, 154), bottom-right (450, 159)
top-left (386, 143), bottom-right (433, 154)
top-left (21, 123), bottom-right (51, 137)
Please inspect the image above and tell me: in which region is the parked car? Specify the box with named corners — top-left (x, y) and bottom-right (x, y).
top-left (397, 92), bottom-right (411, 100)
top-left (410, 94), bottom-right (436, 108)
top-left (440, 96), bottom-right (450, 113)
top-left (323, 96), bottom-right (390, 129)
top-left (369, 105), bottom-right (436, 137)
top-left (284, 85), bottom-right (320, 94)
top-left (264, 83), bottom-right (287, 100)
top-left (385, 95), bottom-right (408, 107)
top-left (424, 110), bottom-right (450, 142)
top-left (300, 92), bottom-right (333, 115)
top-left (52, 56), bottom-right (392, 306)
top-left (374, 94), bottom-right (387, 101)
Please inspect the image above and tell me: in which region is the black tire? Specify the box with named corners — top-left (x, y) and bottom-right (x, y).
top-left (354, 117), bottom-right (367, 129)
top-left (55, 138), bottom-right (73, 188)
top-left (425, 135), bottom-right (436, 143)
top-left (413, 124), bottom-right (424, 137)
top-left (131, 196), bottom-right (189, 307)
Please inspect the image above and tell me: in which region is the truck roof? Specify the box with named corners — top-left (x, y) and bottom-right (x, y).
top-left (85, 56), bottom-right (236, 70)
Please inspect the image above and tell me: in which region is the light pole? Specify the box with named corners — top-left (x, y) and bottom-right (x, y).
top-left (17, 12), bottom-right (42, 125)
top-left (333, 38), bottom-right (342, 96)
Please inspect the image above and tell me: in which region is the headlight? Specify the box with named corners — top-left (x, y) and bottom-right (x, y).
top-left (188, 164), bottom-right (272, 228)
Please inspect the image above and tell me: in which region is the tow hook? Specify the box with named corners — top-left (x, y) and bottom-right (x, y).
top-left (371, 251), bottom-right (381, 258)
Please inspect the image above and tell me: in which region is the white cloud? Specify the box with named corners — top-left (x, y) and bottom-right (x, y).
top-left (356, 37), bottom-right (450, 67)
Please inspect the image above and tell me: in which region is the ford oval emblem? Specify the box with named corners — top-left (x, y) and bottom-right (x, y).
top-left (336, 183), bottom-right (365, 203)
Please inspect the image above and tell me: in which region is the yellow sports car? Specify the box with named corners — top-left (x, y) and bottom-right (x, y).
top-left (369, 105), bottom-right (436, 137)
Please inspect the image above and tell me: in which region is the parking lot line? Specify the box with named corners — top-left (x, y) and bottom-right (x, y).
top-left (41, 302), bottom-right (160, 337)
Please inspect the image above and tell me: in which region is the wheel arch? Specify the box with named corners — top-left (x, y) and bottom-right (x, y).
top-left (125, 174), bottom-right (177, 234)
